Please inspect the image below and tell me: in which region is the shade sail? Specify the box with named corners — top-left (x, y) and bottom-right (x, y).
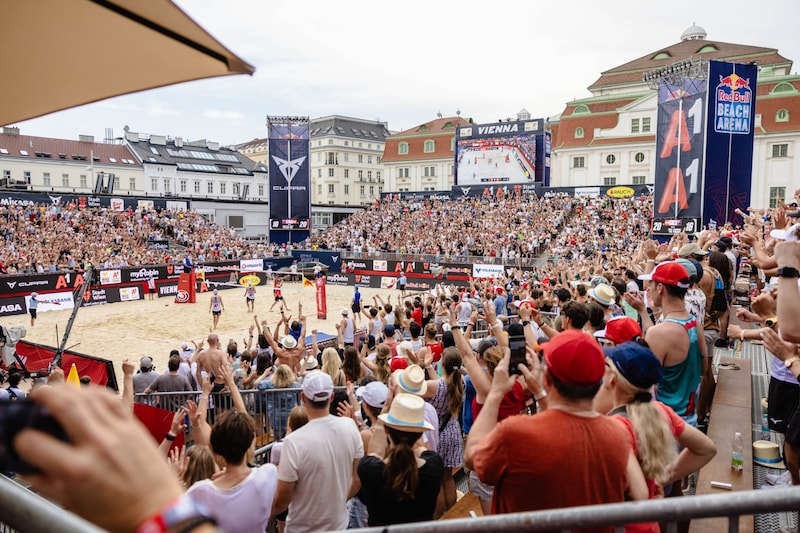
top-left (0, 0), bottom-right (254, 126)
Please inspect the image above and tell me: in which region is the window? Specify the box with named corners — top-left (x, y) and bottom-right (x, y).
top-left (771, 82), bottom-right (797, 95)
top-left (61, 173), bottom-right (69, 187)
top-left (328, 184), bottom-right (335, 193)
top-left (328, 139), bottom-right (333, 145)
top-left (634, 152), bottom-right (646, 163)
top-left (574, 127), bottom-right (584, 138)
top-left (180, 180), bottom-right (187, 193)
top-left (368, 156), bottom-right (373, 164)
top-left (358, 154), bottom-right (363, 163)
top-left (114, 176), bottom-right (120, 189)
top-left (344, 169), bottom-right (349, 178)
top-left (424, 140), bottom-right (435, 153)
top-left (573, 157), bottom-right (585, 168)
top-left (376, 171), bottom-right (381, 181)
top-left (370, 186), bottom-right (374, 195)
top-left (632, 176), bottom-right (646, 185)
top-left (79, 174), bottom-right (87, 188)
top-left (317, 153), bottom-right (322, 162)
top-left (128, 177), bottom-right (135, 190)
top-left (631, 119), bottom-right (640, 134)
top-left (194, 181), bottom-right (200, 193)
top-left (343, 153), bottom-right (349, 162)
top-left (232, 183), bottom-right (240, 195)
top-left (208, 182), bottom-right (213, 194)
top-left (344, 184), bottom-right (349, 194)
top-left (770, 187), bottom-right (786, 208)
top-left (772, 144), bottom-right (789, 158)
top-left (317, 169), bottom-right (322, 178)
top-left (450, 138), bottom-right (455, 151)
top-left (398, 142), bottom-right (409, 155)
top-left (328, 168), bottom-right (334, 177)
top-left (2, 170), bottom-right (9, 180)
top-left (317, 184), bottom-right (322, 195)
top-left (776, 109), bottom-right (790, 122)
top-left (326, 152), bottom-right (335, 164)
top-left (606, 154), bottom-right (616, 165)
top-left (43, 172), bottom-right (51, 186)
top-left (220, 182), bottom-right (226, 194)
top-left (151, 177), bottom-right (158, 191)
top-left (360, 185), bottom-right (365, 194)
top-left (424, 166), bottom-right (436, 177)
top-left (258, 184), bottom-right (264, 196)
top-left (358, 170), bottom-right (363, 179)
top-left (398, 167), bottom-right (409, 178)
top-left (603, 177), bottom-right (617, 186)
top-left (573, 105), bottom-right (590, 115)
top-left (449, 165), bottom-right (454, 176)
top-left (23, 171), bottom-right (30, 184)
top-left (368, 171), bottom-right (372, 180)
top-left (642, 117), bottom-right (651, 133)
top-left (163, 179), bottom-right (170, 193)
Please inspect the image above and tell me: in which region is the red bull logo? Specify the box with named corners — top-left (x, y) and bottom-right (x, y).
top-left (715, 72), bottom-right (752, 135)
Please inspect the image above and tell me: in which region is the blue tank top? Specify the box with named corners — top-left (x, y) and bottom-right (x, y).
top-left (656, 316), bottom-right (702, 418)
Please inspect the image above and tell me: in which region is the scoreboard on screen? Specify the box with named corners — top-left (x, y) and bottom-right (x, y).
top-left (455, 119), bottom-right (543, 187)
top-left (270, 218), bottom-right (309, 230)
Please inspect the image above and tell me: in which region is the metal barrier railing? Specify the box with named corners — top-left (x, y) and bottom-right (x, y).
top-left (0, 475), bottom-right (107, 533)
top-left (341, 251), bottom-right (543, 268)
top-left (348, 486), bottom-right (800, 533)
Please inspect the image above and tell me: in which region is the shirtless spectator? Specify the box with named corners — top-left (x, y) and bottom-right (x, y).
top-left (193, 333), bottom-right (229, 393)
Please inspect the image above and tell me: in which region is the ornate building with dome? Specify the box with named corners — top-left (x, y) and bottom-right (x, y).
top-left (550, 24), bottom-right (800, 209)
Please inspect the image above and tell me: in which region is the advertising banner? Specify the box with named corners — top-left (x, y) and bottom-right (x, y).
top-left (119, 286), bottom-right (141, 302)
top-left (472, 264), bottom-right (504, 278)
top-left (455, 119), bottom-right (542, 186)
top-left (292, 250), bottom-right (342, 274)
top-left (268, 117), bottom-right (311, 242)
top-left (99, 269), bottom-right (122, 285)
top-left (0, 296), bottom-right (27, 317)
top-left (325, 273), bottom-right (351, 287)
top-left (239, 259), bottom-right (264, 272)
top-left (653, 75), bottom-right (707, 223)
top-left (315, 276), bottom-right (327, 319)
top-left (32, 291), bottom-right (75, 313)
top-left (703, 60), bottom-right (757, 227)
top-left (0, 191), bottom-right (167, 211)
top-left (15, 340), bottom-right (117, 390)
top-left (147, 240), bottom-right (170, 251)
top-left (380, 277), bottom-right (398, 289)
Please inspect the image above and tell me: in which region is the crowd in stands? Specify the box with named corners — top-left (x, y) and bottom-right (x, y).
top-left (6, 189), bottom-right (800, 532)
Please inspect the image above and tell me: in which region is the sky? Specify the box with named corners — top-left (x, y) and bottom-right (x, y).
top-left (13, 0), bottom-right (800, 147)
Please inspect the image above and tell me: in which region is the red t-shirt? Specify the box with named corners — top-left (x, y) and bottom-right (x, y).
top-left (473, 409), bottom-right (630, 529)
top-left (390, 356), bottom-right (408, 372)
top-left (426, 342), bottom-right (443, 363)
top-left (411, 307), bottom-right (423, 327)
top-left (472, 381), bottom-right (527, 421)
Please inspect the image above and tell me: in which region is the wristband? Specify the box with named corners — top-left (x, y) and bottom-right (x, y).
top-left (164, 432), bottom-right (177, 442)
top-left (468, 322), bottom-right (476, 328)
top-left (136, 495), bottom-right (215, 533)
top-left (534, 390), bottom-right (547, 401)
top-left (522, 320), bottom-right (531, 327)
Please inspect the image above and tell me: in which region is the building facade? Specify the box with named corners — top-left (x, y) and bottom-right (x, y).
top-left (382, 116), bottom-right (471, 192)
top-left (550, 24), bottom-right (800, 209)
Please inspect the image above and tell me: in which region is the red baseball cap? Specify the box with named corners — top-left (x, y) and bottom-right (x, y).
top-left (495, 286), bottom-right (504, 294)
top-left (594, 316), bottom-right (642, 345)
top-left (542, 330), bottom-right (605, 385)
top-left (638, 261), bottom-right (690, 289)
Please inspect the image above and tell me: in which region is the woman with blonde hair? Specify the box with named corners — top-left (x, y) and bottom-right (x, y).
top-left (362, 344), bottom-right (392, 384)
top-left (595, 341), bottom-right (716, 533)
top-left (322, 347), bottom-right (346, 386)
top-left (182, 445), bottom-right (216, 488)
top-left (257, 364), bottom-right (300, 440)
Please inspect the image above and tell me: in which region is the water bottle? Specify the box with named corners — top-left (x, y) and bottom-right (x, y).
top-left (731, 432), bottom-right (744, 472)
top-left (762, 412), bottom-right (770, 440)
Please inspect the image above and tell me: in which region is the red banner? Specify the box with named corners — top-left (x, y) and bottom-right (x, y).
top-left (13, 340), bottom-right (118, 390)
top-left (133, 402), bottom-right (185, 452)
top-left (315, 277), bottom-right (327, 320)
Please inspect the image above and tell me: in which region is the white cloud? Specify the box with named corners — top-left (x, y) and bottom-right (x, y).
top-left (202, 110), bottom-right (245, 121)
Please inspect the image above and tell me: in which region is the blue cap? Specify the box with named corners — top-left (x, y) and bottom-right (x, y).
top-left (604, 342), bottom-right (663, 389)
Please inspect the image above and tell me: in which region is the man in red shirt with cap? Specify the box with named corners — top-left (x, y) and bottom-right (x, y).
top-left (464, 330), bottom-right (646, 522)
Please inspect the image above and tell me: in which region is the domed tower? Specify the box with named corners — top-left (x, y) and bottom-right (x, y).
top-left (680, 23), bottom-right (707, 41)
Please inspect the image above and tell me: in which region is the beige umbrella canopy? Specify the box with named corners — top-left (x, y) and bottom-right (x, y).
top-left (0, 0), bottom-right (255, 126)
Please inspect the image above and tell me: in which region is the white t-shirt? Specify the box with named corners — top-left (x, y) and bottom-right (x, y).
top-left (186, 463), bottom-right (278, 533)
top-left (278, 415), bottom-right (364, 533)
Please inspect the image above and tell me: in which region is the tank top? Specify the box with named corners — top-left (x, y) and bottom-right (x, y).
top-left (655, 316), bottom-right (702, 418)
top-left (210, 295), bottom-right (222, 312)
top-left (342, 317), bottom-right (355, 343)
top-left (456, 302), bottom-right (472, 325)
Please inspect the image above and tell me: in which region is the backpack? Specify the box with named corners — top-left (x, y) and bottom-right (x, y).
top-left (7, 387), bottom-right (18, 400)
top-left (704, 266), bottom-right (727, 325)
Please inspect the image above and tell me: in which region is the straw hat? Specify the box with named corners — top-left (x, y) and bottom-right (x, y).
top-left (304, 355), bottom-right (318, 371)
top-left (280, 335), bottom-right (297, 349)
top-left (753, 440), bottom-right (786, 469)
top-left (588, 283), bottom-right (616, 307)
top-left (393, 364), bottom-right (427, 396)
top-left (378, 393), bottom-right (433, 432)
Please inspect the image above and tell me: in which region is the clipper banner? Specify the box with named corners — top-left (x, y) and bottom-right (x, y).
top-left (268, 117), bottom-right (311, 243)
top-left (653, 75), bottom-right (707, 226)
top-left (703, 60), bottom-right (757, 227)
